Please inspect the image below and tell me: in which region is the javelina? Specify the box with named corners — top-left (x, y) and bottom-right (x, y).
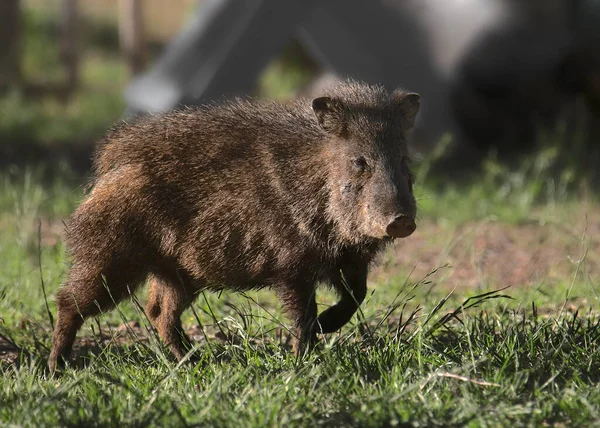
top-left (48, 80), bottom-right (420, 371)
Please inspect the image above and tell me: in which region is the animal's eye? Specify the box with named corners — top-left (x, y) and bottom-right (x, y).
top-left (351, 157), bottom-right (368, 173)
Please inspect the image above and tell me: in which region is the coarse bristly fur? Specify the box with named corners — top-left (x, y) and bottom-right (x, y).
top-left (48, 79), bottom-right (421, 372)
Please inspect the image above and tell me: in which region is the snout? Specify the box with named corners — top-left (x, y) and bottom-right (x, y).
top-left (385, 215), bottom-right (416, 238)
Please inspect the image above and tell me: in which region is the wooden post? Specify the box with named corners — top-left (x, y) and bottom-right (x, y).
top-left (0, 0), bottom-right (21, 90)
top-left (119, 0), bottom-right (146, 77)
top-left (60, 0), bottom-right (79, 92)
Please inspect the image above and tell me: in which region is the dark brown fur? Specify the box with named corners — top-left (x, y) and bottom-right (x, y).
top-left (48, 80), bottom-right (420, 371)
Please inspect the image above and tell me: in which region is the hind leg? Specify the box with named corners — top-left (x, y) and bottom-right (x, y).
top-left (49, 264), bottom-right (145, 372)
top-left (48, 288), bottom-right (85, 373)
top-left (146, 273), bottom-right (197, 360)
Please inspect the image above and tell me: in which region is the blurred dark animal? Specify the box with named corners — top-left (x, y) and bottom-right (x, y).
top-left (448, 0), bottom-right (600, 155)
top-left (48, 80), bottom-right (420, 371)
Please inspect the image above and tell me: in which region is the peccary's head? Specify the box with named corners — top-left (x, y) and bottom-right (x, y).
top-left (312, 81), bottom-right (420, 241)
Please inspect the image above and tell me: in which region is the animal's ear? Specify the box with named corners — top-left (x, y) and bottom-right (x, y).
top-left (392, 90), bottom-right (420, 129)
top-left (312, 97), bottom-right (346, 136)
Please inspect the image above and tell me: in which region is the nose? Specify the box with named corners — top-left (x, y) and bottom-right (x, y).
top-left (385, 215), bottom-right (416, 238)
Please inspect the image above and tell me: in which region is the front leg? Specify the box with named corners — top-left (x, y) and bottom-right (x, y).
top-left (277, 282), bottom-right (318, 357)
top-left (317, 259), bottom-right (368, 334)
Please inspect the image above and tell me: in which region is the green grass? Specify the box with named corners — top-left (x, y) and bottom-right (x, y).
top-left (1, 145), bottom-right (599, 427)
top-left (2, 306), bottom-right (599, 427)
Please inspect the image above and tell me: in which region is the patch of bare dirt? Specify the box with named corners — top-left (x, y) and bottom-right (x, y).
top-left (374, 215), bottom-right (600, 290)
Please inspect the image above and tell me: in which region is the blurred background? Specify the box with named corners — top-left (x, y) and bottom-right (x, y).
top-left (1, 0), bottom-right (600, 183)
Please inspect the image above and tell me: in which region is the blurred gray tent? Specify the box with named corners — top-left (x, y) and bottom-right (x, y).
top-left (125, 0), bottom-right (600, 152)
